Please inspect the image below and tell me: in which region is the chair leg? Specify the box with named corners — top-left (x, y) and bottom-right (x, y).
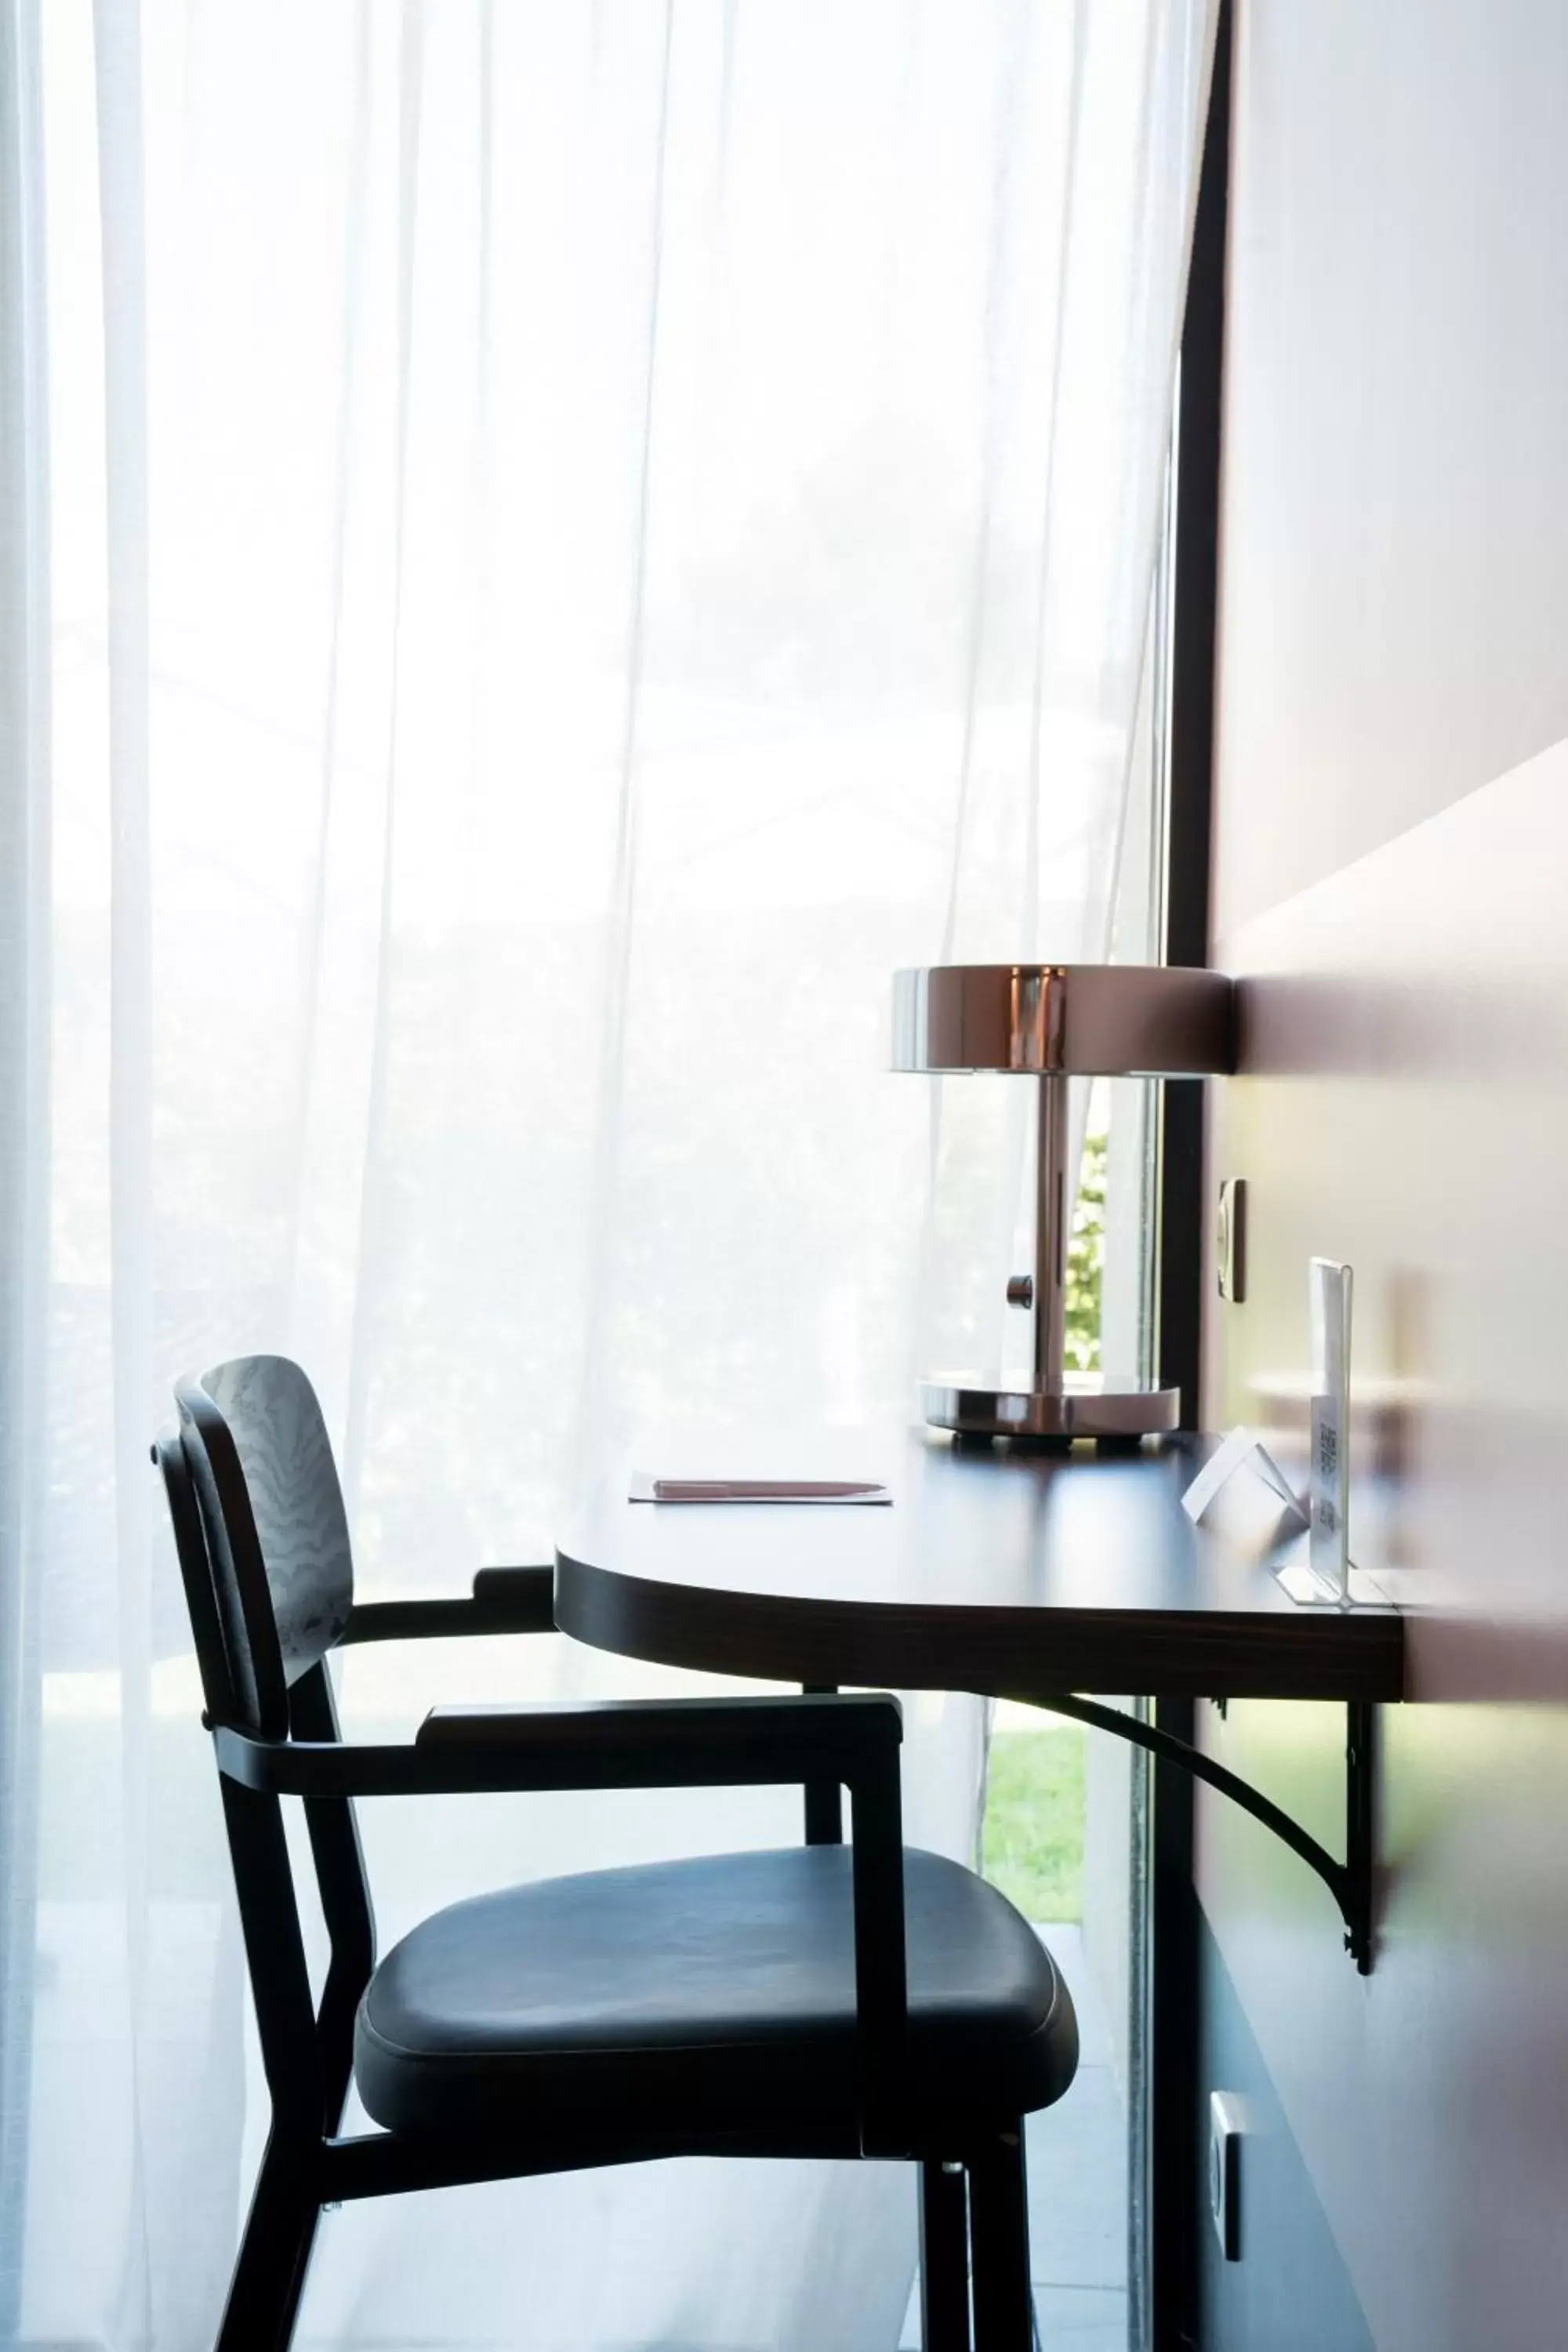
top-left (967, 2128), bottom-right (1033, 2352)
top-left (216, 2129), bottom-right (320, 2352)
top-left (920, 2160), bottom-right (972, 2352)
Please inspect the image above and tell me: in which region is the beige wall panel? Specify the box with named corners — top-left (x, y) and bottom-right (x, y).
top-left (1205, 4), bottom-right (1568, 2336)
top-left (1214, 0), bottom-right (1568, 938)
top-left (1203, 738), bottom-right (1568, 2350)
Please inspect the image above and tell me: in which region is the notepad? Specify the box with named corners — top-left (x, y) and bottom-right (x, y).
top-left (629, 1473), bottom-right (892, 1505)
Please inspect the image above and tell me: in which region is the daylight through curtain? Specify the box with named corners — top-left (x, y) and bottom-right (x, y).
top-left (0, 4), bottom-right (1215, 2345)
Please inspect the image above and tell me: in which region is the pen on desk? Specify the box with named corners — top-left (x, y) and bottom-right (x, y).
top-left (652, 1478), bottom-right (887, 1502)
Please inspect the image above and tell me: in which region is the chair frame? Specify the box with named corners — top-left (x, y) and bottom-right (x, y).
top-left (158, 1386), bottom-right (1034, 2352)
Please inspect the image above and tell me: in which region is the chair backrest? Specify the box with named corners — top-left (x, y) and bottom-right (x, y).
top-left (174, 1355), bottom-right (354, 1737)
top-left (160, 1356), bottom-right (374, 2128)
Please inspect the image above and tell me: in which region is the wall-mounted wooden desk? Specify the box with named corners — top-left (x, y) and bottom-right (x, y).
top-left (557, 1429), bottom-right (1402, 1705)
top-left (555, 1429), bottom-right (1401, 1968)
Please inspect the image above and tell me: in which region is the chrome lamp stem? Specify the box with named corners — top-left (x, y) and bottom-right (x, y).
top-left (1033, 1074), bottom-right (1070, 1391)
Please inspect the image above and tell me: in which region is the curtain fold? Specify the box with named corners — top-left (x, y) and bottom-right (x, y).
top-left (0, 0), bottom-right (50, 2333)
top-left (0, 3), bottom-right (1215, 2346)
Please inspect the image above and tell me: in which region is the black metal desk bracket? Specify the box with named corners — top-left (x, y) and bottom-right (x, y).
top-left (1006, 1692), bottom-right (1379, 1973)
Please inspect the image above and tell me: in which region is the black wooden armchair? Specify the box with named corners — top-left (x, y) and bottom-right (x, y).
top-left (159, 1354), bottom-right (1079, 2352)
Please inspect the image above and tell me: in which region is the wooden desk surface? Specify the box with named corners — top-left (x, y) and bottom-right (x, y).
top-left (555, 1428), bottom-right (1403, 1704)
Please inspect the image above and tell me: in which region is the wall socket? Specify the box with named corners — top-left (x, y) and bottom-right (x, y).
top-left (1217, 1178), bottom-right (1247, 1302)
top-left (1209, 2091), bottom-right (1245, 2261)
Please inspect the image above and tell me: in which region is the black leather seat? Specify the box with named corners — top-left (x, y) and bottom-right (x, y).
top-left (356, 1842), bottom-right (1077, 2140)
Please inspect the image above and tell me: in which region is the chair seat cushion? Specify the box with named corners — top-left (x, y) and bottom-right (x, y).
top-left (354, 1844), bottom-right (1076, 2143)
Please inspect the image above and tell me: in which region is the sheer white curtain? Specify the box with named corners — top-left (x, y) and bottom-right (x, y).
top-left (0, 2), bottom-right (1214, 2347)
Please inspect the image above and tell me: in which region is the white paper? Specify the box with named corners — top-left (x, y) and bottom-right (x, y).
top-left (1181, 1428), bottom-right (1305, 1526)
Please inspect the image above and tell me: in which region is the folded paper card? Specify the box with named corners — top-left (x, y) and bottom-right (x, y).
top-left (629, 1473), bottom-right (892, 1505)
top-left (1181, 1428), bottom-right (1309, 1555)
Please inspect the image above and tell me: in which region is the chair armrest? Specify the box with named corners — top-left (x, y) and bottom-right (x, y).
top-left (339, 1565), bottom-right (555, 1646)
top-left (214, 1692), bottom-right (898, 1798)
top-left (213, 1690), bottom-right (909, 2153)
top-left (416, 1691), bottom-right (900, 1769)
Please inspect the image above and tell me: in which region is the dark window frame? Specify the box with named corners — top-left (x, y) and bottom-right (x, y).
top-left (1149, 4), bottom-right (1232, 2348)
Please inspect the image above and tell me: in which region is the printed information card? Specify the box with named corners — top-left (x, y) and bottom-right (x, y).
top-left (1308, 1258), bottom-right (1353, 1605)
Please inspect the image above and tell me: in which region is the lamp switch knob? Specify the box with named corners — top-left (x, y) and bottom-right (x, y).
top-left (1006, 1275), bottom-right (1034, 1309)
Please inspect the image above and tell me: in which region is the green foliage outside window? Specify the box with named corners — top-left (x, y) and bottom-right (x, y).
top-left (1064, 1125), bottom-right (1107, 1374)
top-left (981, 1726), bottom-right (1086, 1922)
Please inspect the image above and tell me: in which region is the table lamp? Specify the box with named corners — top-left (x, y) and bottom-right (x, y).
top-left (892, 962), bottom-right (1234, 1441)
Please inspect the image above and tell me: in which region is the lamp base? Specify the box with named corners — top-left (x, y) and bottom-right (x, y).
top-left (919, 1372), bottom-right (1181, 1443)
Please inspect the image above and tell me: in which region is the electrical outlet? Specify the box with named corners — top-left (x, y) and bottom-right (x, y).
top-left (1209, 2092), bottom-right (1244, 2261)
top-left (1217, 1178), bottom-right (1247, 1302)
